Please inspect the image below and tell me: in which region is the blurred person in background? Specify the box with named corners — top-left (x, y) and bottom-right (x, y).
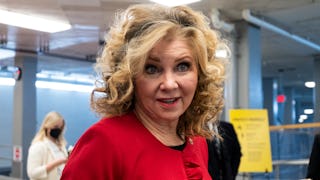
top-left (306, 133), bottom-right (320, 180)
top-left (27, 111), bottom-right (68, 180)
top-left (207, 121), bottom-right (242, 180)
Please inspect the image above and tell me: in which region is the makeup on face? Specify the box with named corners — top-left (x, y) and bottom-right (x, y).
top-left (134, 38), bottom-right (198, 122)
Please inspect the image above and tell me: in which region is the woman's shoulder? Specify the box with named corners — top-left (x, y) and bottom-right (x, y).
top-left (188, 136), bottom-right (208, 152)
top-left (92, 111), bottom-right (137, 131)
top-left (28, 140), bottom-right (48, 154)
top-left (314, 133), bottom-right (320, 142)
top-left (190, 136), bottom-right (207, 144)
top-left (30, 140), bottom-right (46, 148)
top-left (67, 112), bottom-right (139, 159)
top-left (79, 112), bottom-right (138, 141)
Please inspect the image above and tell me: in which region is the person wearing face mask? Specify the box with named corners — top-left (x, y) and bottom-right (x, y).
top-left (27, 111), bottom-right (68, 180)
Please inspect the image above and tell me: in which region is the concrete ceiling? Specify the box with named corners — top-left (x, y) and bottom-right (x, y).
top-left (0, 0), bottom-right (319, 99)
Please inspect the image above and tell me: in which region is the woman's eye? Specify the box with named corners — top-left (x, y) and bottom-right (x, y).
top-left (176, 62), bottom-right (190, 72)
top-left (145, 64), bottom-right (159, 74)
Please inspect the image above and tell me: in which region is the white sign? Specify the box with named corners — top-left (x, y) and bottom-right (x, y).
top-left (13, 145), bottom-right (22, 162)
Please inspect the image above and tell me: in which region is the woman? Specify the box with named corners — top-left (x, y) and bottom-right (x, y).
top-left (62, 4), bottom-right (227, 180)
top-left (27, 111), bottom-right (68, 180)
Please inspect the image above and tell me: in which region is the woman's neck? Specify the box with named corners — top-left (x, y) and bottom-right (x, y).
top-left (47, 136), bottom-right (60, 146)
top-left (134, 108), bottom-right (185, 146)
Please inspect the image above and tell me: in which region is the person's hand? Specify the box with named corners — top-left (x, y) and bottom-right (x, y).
top-left (56, 157), bottom-right (68, 165)
top-left (67, 145), bottom-right (74, 156)
top-left (46, 158), bottom-right (68, 172)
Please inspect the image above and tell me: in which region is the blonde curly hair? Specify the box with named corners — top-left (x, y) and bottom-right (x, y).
top-left (91, 4), bottom-right (227, 139)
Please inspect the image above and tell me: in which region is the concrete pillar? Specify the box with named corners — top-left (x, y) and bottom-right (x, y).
top-left (314, 56), bottom-right (320, 122)
top-left (263, 78), bottom-right (279, 125)
top-left (283, 87), bottom-right (296, 124)
top-left (11, 54), bottom-right (37, 179)
top-left (222, 35), bottom-right (237, 122)
top-left (235, 22), bottom-right (263, 109)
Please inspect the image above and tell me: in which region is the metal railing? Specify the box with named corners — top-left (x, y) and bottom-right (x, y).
top-left (236, 122), bottom-right (320, 179)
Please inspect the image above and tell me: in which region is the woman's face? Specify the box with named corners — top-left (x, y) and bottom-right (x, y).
top-left (47, 119), bottom-right (64, 138)
top-left (134, 37), bottom-right (198, 123)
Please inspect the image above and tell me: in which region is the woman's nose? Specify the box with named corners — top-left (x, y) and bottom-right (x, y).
top-left (159, 72), bottom-right (178, 90)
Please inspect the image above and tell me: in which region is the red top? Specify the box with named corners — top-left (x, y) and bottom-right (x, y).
top-left (61, 112), bottom-right (212, 180)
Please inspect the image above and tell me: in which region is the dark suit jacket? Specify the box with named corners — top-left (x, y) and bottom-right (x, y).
top-left (307, 133), bottom-right (320, 180)
top-left (207, 121), bottom-right (242, 180)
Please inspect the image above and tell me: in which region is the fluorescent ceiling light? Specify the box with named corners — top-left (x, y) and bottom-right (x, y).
top-left (0, 77), bottom-right (16, 86)
top-left (0, 49), bottom-right (15, 59)
top-left (305, 81), bottom-right (315, 88)
top-left (300, 114), bottom-right (307, 120)
top-left (215, 49), bottom-right (228, 58)
top-left (35, 81), bottom-right (93, 93)
top-left (0, 9), bottom-right (71, 33)
top-left (36, 71), bottom-right (94, 84)
top-left (39, 70), bottom-right (65, 76)
top-left (298, 114), bottom-right (308, 123)
top-left (0, 76), bottom-right (93, 92)
top-left (150, 0), bottom-right (201, 7)
top-left (304, 109), bottom-right (314, 115)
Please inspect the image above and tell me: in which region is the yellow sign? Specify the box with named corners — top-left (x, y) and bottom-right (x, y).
top-left (230, 109), bottom-right (272, 173)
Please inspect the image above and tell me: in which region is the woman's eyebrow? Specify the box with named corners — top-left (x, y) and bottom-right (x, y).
top-left (147, 56), bottom-right (160, 62)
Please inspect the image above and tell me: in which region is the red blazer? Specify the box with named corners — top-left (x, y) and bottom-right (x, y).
top-left (61, 112), bottom-right (211, 180)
